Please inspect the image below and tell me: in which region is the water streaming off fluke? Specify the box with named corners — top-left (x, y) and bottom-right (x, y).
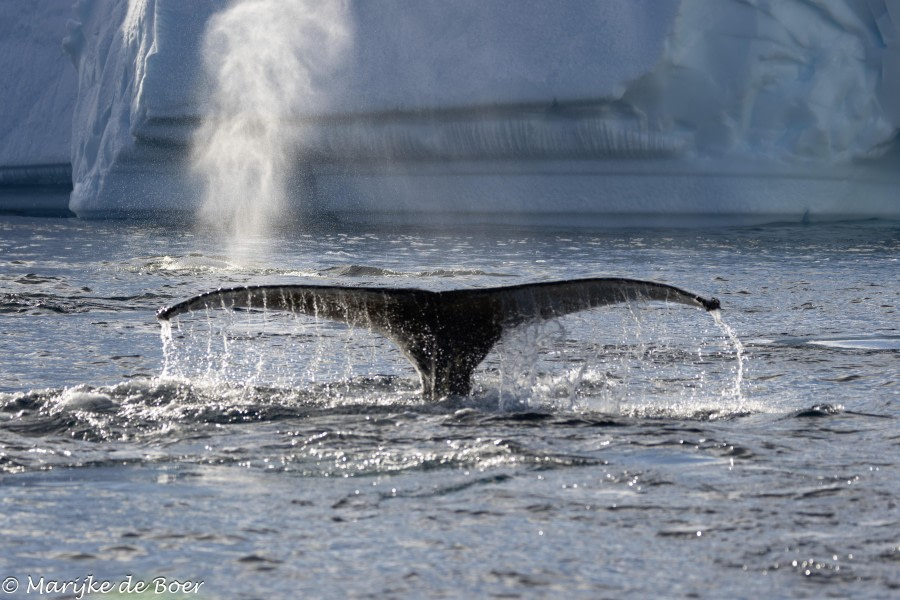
top-left (157, 277), bottom-right (743, 407)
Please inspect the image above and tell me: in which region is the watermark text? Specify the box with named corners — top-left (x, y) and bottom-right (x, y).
top-left (2, 575), bottom-right (203, 598)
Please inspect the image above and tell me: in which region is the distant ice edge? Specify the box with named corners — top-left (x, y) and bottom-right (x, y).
top-left (5, 0), bottom-right (900, 222)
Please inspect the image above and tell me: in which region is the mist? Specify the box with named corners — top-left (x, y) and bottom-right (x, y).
top-left (191, 0), bottom-right (351, 245)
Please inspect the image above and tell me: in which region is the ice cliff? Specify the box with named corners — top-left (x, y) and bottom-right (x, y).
top-left (0, 1), bottom-right (76, 186)
top-left (2, 0), bottom-right (899, 222)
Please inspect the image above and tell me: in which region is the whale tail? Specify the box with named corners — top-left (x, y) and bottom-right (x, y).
top-left (157, 278), bottom-right (720, 399)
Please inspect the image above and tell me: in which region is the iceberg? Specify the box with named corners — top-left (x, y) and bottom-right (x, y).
top-left (0, 1), bottom-right (76, 214)
top-left (0, 1), bottom-right (75, 170)
top-left (2, 0), bottom-right (899, 223)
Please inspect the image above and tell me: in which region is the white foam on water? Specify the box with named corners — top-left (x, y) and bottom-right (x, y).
top-left (54, 387), bottom-right (115, 413)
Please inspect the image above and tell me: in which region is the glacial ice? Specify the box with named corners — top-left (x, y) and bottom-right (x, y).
top-left (2, 0), bottom-right (899, 223)
top-left (0, 1), bottom-right (76, 173)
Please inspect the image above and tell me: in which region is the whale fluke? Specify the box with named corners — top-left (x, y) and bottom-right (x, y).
top-left (157, 278), bottom-right (720, 399)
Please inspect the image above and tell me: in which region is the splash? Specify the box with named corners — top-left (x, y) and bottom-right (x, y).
top-left (711, 309), bottom-right (745, 404)
top-left (191, 0), bottom-right (351, 246)
top-left (157, 282), bottom-right (744, 415)
top-left (159, 319), bottom-right (174, 377)
top-left (475, 303), bottom-right (749, 417)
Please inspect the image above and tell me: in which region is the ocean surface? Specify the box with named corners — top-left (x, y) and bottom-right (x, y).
top-left (1, 214), bottom-right (897, 599)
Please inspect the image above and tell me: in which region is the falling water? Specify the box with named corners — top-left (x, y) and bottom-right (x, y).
top-left (191, 0), bottom-right (351, 247)
top-left (159, 319), bottom-right (174, 377)
top-left (480, 304), bottom-right (746, 416)
top-left (711, 309), bottom-right (745, 404)
top-left (157, 291), bottom-right (748, 417)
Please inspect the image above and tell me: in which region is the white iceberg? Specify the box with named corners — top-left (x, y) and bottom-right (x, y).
top-left (0, 0), bottom-right (76, 215)
top-left (2, 0), bottom-right (899, 224)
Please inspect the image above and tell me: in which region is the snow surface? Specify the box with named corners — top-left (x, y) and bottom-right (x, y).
top-left (2, 0), bottom-right (899, 221)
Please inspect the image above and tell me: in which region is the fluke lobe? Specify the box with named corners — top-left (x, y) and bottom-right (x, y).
top-left (157, 278), bottom-right (720, 399)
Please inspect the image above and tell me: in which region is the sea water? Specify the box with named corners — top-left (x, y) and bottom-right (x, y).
top-left (1, 215), bottom-right (897, 598)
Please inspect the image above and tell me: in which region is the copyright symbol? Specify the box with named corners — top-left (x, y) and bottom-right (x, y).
top-left (1, 577), bottom-right (18, 593)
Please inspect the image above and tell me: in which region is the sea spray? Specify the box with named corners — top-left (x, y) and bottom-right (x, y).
top-left (492, 319), bottom-right (568, 411)
top-left (192, 0), bottom-right (351, 248)
top-left (711, 309), bottom-right (745, 405)
top-left (159, 319), bottom-right (174, 377)
top-left (158, 301), bottom-right (414, 395)
top-left (156, 286), bottom-right (744, 414)
top-left (479, 303), bottom-right (747, 417)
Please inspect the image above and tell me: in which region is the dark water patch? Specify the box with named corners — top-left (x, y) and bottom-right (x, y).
top-left (657, 528), bottom-right (707, 539)
top-left (722, 444), bottom-right (754, 459)
top-left (319, 264), bottom-right (402, 277)
top-left (318, 264), bottom-right (514, 279)
top-left (237, 554), bottom-right (283, 566)
top-left (15, 273), bottom-right (61, 285)
top-left (488, 411), bottom-right (556, 424)
top-left (844, 409), bottom-right (894, 419)
top-left (0, 289), bottom-right (166, 314)
top-left (792, 404), bottom-right (845, 418)
top-left (99, 544), bottom-right (143, 557)
top-left (3, 412), bottom-right (86, 438)
top-left (449, 409), bottom-right (628, 430)
top-left (194, 404), bottom-right (313, 425)
top-left (388, 474), bottom-right (514, 500)
top-left (879, 548), bottom-right (900, 562)
top-left (0, 292), bottom-right (84, 314)
top-left (53, 552), bottom-right (98, 561)
top-left (91, 291), bottom-right (167, 304)
top-left (796, 486), bottom-right (848, 499)
top-left (487, 570), bottom-right (551, 589)
top-left (822, 374), bottom-right (864, 382)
